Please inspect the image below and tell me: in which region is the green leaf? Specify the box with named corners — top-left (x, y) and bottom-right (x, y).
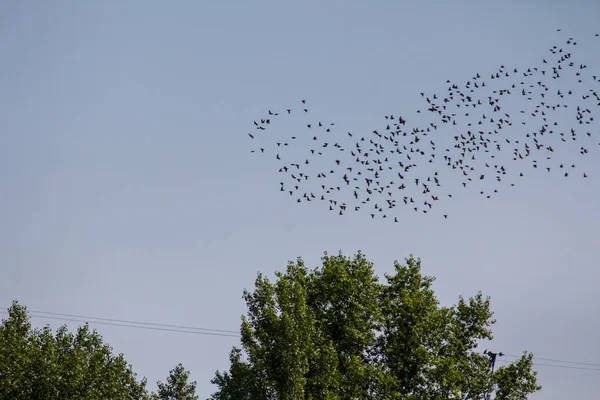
top-left (209, 252), bottom-right (542, 400)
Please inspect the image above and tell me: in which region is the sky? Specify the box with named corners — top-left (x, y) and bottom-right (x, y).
top-left (1, 1), bottom-right (599, 398)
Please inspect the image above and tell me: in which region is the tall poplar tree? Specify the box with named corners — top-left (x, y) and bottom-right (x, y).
top-left (209, 252), bottom-right (541, 399)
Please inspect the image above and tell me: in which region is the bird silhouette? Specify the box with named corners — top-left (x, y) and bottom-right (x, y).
top-left (247, 30), bottom-right (599, 223)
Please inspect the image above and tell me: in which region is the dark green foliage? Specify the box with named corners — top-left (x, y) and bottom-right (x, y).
top-left (0, 301), bottom-right (198, 400)
top-left (209, 252), bottom-right (541, 399)
top-left (153, 363), bottom-right (198, 400)
top-left (0, 300), bottom-right (149, 400)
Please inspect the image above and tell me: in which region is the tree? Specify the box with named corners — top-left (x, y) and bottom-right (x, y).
top-left (153, 363), bottom-right (198, 400)
top-left (0, 300), bottom-right (150, 400)
top-left (0, 300), bottom-right (201, 400)
top-left (209, 252), bottom-right (542, 399)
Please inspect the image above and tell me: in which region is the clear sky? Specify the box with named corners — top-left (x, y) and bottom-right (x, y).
top-left (1, 1), bottom-right (599, 398)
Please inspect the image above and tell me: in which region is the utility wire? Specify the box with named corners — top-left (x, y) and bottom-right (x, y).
top-left (497, 359), bottom-right (600, 371)
top-left (2, 308), bottom-right (599, 370)
top-left (21, 308), bottom-right (240, 334)
top-left (0, 311), bottom-right (241, 339)
top-left (503, 353), bottom-right (600, 368)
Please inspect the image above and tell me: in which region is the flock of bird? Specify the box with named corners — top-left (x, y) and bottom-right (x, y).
top-left (247, 31), bottom-right (600, 222)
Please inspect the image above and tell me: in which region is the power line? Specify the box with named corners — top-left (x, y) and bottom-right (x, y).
top-left (497, 359), bottom-right (600, 371)
top-left (2, 308), bottom-right (599, 371)
top-left (0, 311), bottom-right (241, 339)
top-left (503, 353), bottom-right (600, 368)
top-left (22, 308), bottom-right (240, 334)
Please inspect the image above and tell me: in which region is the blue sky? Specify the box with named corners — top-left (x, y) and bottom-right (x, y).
top-left (1, 1), bottom-right (599, 398)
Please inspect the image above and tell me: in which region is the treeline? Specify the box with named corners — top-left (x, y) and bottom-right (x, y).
top-left (0, 300), bottom-right (197, 399)
top-left (0, 252), bottom-right (541, 399)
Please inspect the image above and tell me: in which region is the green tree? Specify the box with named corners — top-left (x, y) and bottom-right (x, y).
top-left (0, 300), bottom-right (149, 400)
top-left (209, 252), bottom-right (541, 399)
top-left (153, 363), bottom-right (198, 400)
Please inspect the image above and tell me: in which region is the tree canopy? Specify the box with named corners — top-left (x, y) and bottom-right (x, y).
top-left (1, 252), bottom-right (542, 399)
top-left (209, 252), bottom-right (541, 399)
top-left (154, 363), bottom-right (199, 400)
top-left (0, 301), bottom-right (197, 400)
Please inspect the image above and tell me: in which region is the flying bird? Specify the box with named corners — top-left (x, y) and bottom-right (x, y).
top-left (246, 31), bottom-right (599, 223)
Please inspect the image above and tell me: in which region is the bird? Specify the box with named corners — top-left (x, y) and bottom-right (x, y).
top-left (247, 30), bottom-right (599, 224)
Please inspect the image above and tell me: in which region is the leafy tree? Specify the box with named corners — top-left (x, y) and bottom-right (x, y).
top-left (0, 300), bottom-right (150, 400)
top-left (209, 251), bottom-right (541, 399)
top-left (153, 363), bottom-right (198, 400)
top-left (0, 301), bottom-right (202, 400)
